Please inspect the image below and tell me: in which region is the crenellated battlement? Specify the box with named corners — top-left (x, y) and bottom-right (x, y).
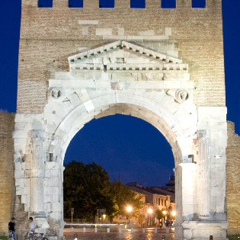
top-left (22, 0), bottom-right (220, 10)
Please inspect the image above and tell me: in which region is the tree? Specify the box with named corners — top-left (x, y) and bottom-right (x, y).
top-left (110, 181), bottom-right (143, 218)
top-left (155, 209), bottom-right (165, 227)
top-left (64, 161), bottom-right (115, 222)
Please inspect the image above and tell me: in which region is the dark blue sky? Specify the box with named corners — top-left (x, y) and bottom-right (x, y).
top-left (0, 0), bottom-right (239, 186)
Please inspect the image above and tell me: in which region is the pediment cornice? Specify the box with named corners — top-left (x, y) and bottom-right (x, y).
top-left (68, 41), bottom-right (188, 72)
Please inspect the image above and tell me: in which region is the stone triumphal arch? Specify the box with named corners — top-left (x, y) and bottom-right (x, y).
top-left (3, 0), bottom-right (240, 239)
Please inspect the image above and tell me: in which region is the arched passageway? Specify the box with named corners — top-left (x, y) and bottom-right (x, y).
top-left (64, 114), bottom-right (174, 187)
top-left (13, 39), bottom-right (228, 239)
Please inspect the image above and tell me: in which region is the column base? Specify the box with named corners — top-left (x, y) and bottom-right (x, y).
top-left (30, 211), bottom-right (47, 218)
top-left (30, 212), bottom-right (49, 233)
top-left (181, 220), bottom-right (228, 240)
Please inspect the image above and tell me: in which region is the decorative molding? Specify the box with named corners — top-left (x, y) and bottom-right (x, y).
top-left (68, 40), bottom-right (183, 65)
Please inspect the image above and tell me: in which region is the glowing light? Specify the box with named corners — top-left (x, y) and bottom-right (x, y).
top-left (126, 205), bottom-right (133, 213)
top-left (171, 210), bottom-right (176, 217)
top-left (147, 208), bottom-right (153, 214)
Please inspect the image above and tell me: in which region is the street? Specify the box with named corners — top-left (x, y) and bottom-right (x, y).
top-left (64, 227), bottom-right (175, 240)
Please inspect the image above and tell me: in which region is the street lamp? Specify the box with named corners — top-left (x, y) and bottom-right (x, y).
top-left (147, 208), bottom-right (153, 226)
top-left (162, 210), bottom-right (167, 219)
top-left (171, 210), bottom-right (176, 217)
top-left (71, 208), bottom-right (74, 224)
top-left (162, 210), bottom-right (167, 227)
top-left (126, 205), bottom-right (133, 225)
top-left (171, 210), bottom-right (176, 224)
top-left (126, 205), bottom-right (133, 213)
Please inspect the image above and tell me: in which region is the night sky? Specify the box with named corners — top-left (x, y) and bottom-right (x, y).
top-left (0, 0), bottom-right (240, 186)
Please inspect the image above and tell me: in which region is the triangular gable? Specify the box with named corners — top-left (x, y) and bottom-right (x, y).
top-left (68, 41), bottom-right (188, 73)
top-left (69, 41), bottom-right (182, 63)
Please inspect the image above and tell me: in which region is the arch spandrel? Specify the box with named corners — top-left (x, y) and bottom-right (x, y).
top-left (46, 93), bottom-right (197, 166)
top-left (45, 40), bottom-right (196, 166)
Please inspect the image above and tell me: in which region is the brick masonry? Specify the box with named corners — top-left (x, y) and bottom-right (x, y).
top-left (226, 122), bottom-right (240, 236)
top-left (0, 113), bottom-right (15, 235)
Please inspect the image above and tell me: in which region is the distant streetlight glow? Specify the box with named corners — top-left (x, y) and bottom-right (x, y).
top-left (147, 208), bottom-right (153, 226)
top-left (126, 205), bottom-right (133, 213)
top-left (147, 208), bottom-right (153, 214)
top-left (171, 210), bottom-right (176, 217)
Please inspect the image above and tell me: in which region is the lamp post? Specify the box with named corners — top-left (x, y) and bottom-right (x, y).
top-left (71, 208), bottom-right (74, 224)
top-left (126, 205), bottom-right (133, 225)
top-left (162, 210), bottom-right (167, 227)
top-left (171, 210), bottom-right (176, 225)
top-left (147, 208), bottom-right (153, 226)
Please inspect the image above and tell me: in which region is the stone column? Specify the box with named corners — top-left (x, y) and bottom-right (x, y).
top-left (196, 131), bottom-right (211, 219)
top-left (29, 130), bottom-right (46, 217)
top-left (180, 162), bottom-right (197, 220)
top-left (174, 161), bottom-right (197, 239)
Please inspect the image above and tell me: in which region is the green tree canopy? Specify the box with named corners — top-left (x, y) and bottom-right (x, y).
top-left (64, 162), bottom-right (143, 223)
top-left (64, 161), bottom-right (115, 222)
top-left (110, 181), bottom-right (143, 217)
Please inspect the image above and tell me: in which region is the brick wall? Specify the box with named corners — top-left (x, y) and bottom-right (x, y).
top-left (227, 122), bottom-right (240, 236)
top-left (0, 113), bottom-right (15, 235)
top-left (18, 0), bottom-right (225, 113)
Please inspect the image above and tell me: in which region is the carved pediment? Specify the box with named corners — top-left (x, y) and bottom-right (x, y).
top-left (68, 41), bottom-right (188, 73)
top-left (49, 41), bottom-right (193, 104)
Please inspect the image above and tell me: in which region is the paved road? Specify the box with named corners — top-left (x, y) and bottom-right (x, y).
top-left (64, 228), bottom-right (175, 240)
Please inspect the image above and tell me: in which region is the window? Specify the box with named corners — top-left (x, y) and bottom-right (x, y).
top-left (38, 0), bottom-right (53, 8)
top-left (99, 0), bottom-right (115, 8)
top-left (130, 0), bottom-right (146, 9)
top-left (69, 0), bottom-right (84, 8)
top-left (192, 0), bottom-right (206, 9)
top-left (161, 0), bottom-right (176, 9)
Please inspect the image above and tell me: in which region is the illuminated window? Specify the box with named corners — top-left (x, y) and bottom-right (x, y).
top-left (38, 0), bottom-right (53, 8)
top-left (99, 0), bottom-right (115, 8)
top-left (69, 0), bottom-right (83, 8)
top-left (192, 0), bottom-right (206, 9)
top-left (161, 0), bottom-right (176, 9)
top-left (130, 0), bottom-right (146, 9)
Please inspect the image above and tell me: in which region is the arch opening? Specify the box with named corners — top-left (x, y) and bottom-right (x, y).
top-left (63, 114), bottom-right (176, 230)
top-left (64, 114), bottom-right (175, 186)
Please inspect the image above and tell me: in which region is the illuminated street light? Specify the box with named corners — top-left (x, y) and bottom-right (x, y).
top-left (126, 205), bottom-right (133, 225)
top-left (162, 210), bottom-right (167, 216)
top-left (147, 208), bottom-right (153, 226)
top-left (147, 208), bottom-right (153, 214)
top-left (171, 210), bottom-right (176, 217)
top-left (126, 205), bottom-right (133, 213)
top-left (171, 210), bottom-right (176, 226)
top-left (162, 210), bottom-right (167, 225)
top-left (102, 214), bottom-right (106, 223)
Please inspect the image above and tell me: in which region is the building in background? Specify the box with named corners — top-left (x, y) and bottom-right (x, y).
top-left (122, 178), bottom-right (176, 227)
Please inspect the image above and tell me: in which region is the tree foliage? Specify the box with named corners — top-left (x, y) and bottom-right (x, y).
top-left (64, 161), bottom-right (115, 222)
top-left (64, 162), bottom-right (143, 222)
top-left (110, 181), bottom-right (143, 217)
